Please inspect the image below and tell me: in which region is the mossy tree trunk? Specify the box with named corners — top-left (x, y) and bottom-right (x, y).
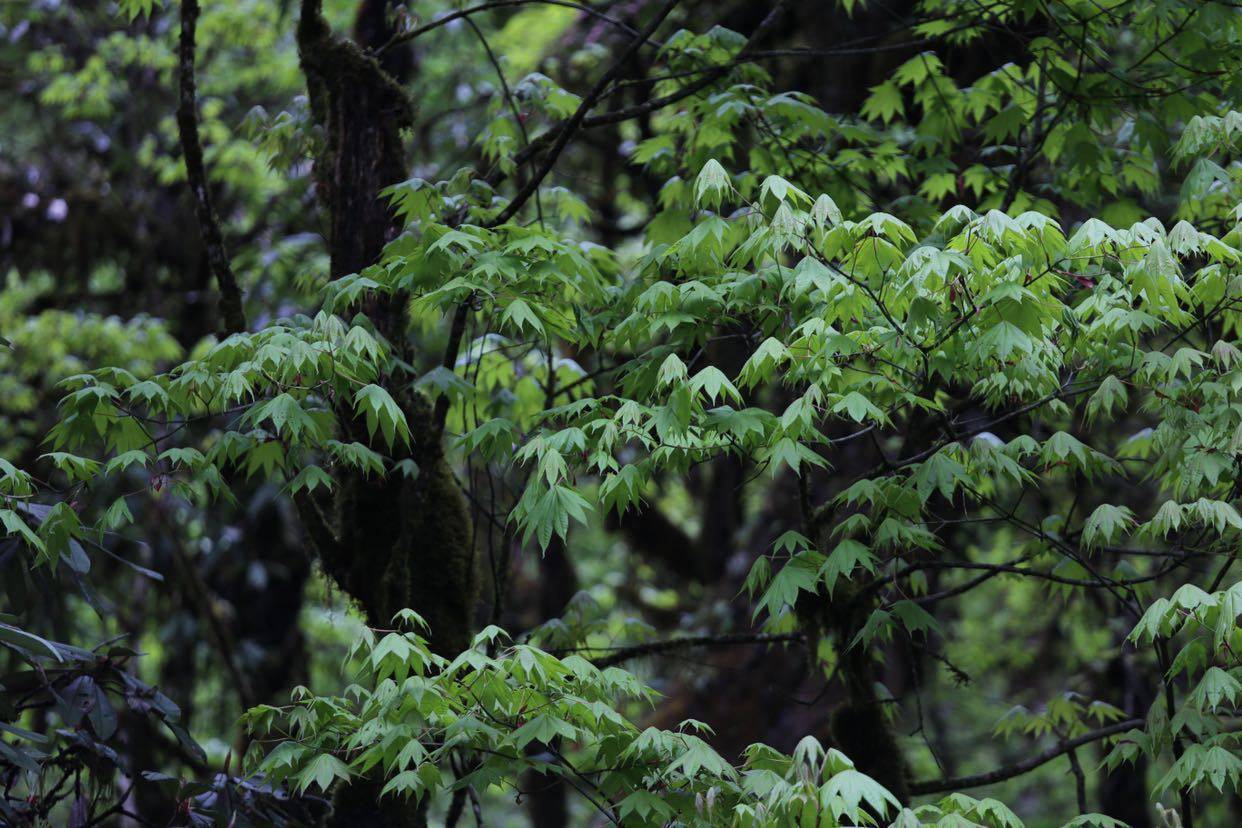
top-left (293, 2), bottom-right (479, 825)
top-left (294, 0), bottom-right (478, 653)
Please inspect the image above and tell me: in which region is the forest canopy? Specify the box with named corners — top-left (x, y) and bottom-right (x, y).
top-left (2, 0), bottom-right (1242, 826)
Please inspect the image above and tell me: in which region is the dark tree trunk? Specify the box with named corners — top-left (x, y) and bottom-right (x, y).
top-left (803, 501), bottom-right (912, 803)
top-left (293, 2), bottom-right (480, 825)
top-left (521, 537), bottom-right (578, 828)
top-left (295, 0), bottom-right (479, 653)
top-left (1099, 651), bottom-right (1154, 827)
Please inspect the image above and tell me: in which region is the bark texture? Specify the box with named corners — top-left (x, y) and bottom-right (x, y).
top-left (294, 2), bottom-right (479, 825)
top-left (294, 0), bottom-right (478, 653)
top-left (175, 0), bottom-right (246, 334)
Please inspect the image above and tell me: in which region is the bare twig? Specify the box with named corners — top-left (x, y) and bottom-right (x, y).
top-left (377, 0), bottom-right (653, 55)
top-left (494, 0), bottom-right (792, 189)
top-left (433, 299), bottom-right (472, 434)
top-left (176, 0), bottom-right (246, 334)
top-left (554, 631), bottom-right (804, 669)
top-left (908, 719), bottom-right (1143, 795)
top-left (1066, 747), bottom-right (1087, 814)
top-left (490, 0), bottom-right (682, 226)
top-left (462, 16), bottom-right (543, 225)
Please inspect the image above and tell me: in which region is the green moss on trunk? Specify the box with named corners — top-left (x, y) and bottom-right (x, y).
top-left (293, 3), bottom-right (479, 824)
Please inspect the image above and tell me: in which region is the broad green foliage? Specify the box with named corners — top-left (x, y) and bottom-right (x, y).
top-left (6, 0), bottom-right (1242, 824)
top-left (12, 159), bottom-right (1242, 821)
top-left (243, 612), bottom-right (1090, 827)
top-left (0, 277), bottom-right (183, 459)
top-left (27, 187), bottom-right (1242, 593)
top-left (1121, 580), bottom-right (1242, 797)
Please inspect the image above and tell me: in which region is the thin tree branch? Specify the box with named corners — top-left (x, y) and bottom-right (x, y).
top-left (162, 516), bottom-right (258, 712)
top-left (445, 786), bottom-right (468, 827)
top-left (495, 0), bottom-right (792, 187)
top-left (555, 632), bottom-right (805, 669)
top-left (1066, 747), bottom-right (1088, 814)
top-left (463, 16), bottom-right (543, 225)
top-left (176, 0), bottom-right (246, 334)
top-left (468, 785), bottom-right (486, 826)
top-left (433, 0), bottom-right (684, 433)
top-left (913, 568), bottom-right (1005, 605)
top-left (564, 0), bottom-right (791, 131)
top-left (433, 299), bottom-right (472, 434)
top-left (888, 557), bottom-right (1184, 592)
top-left (431, 0), bottom-right (790, 421)
top-left (908, 719), bottom-right (1143, 795)
top-left (376, 0), bottom-right (653, 55)
top-left (490, 0), bottom-right (682, 226)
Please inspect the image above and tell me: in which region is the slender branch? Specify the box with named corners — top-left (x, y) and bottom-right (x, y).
top-left (81, 786), bottom-right (149, 828)
top-left (913, 567), bottom-right (1004, 605)
top-left (814, 374), bottom-right (1106, 531)
top-left (1000, 30), bottom-right (1081, 211)
top-left (162, 515), bottom-right (258, 711)
top-left (433, 300), bottom-right (472, 434)
top-left (435, 0), bottom-right (789, 411)
top-left (565, 0), bottom-right (790, 131)
top-left (496, 0), bottom-right (791, 186)
top-left (377, 0), bottom-right (653, 55)
top-left (908, 719), bottom-right (1143, 795)
top-left (1066, 747), bottom-right (1087, 814)
top-left (463, 16), bottom-right (543, 225)
top-left (468, 785), bottom-right (486, 826)
top-left (176, 0), bottom-right (246, 334)
top-left (445, 786), bottom-right (468, 828)
top-left (490, 0), bottom-right (682, 226)
top-left (604, 39), bottom-right (939, 94)
top-left (434, 0), bottom-right (683, 431)
top-left (889, 557), bottom-right (1184, 591)
top-left (555, 632), bottom-right (804, 669)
